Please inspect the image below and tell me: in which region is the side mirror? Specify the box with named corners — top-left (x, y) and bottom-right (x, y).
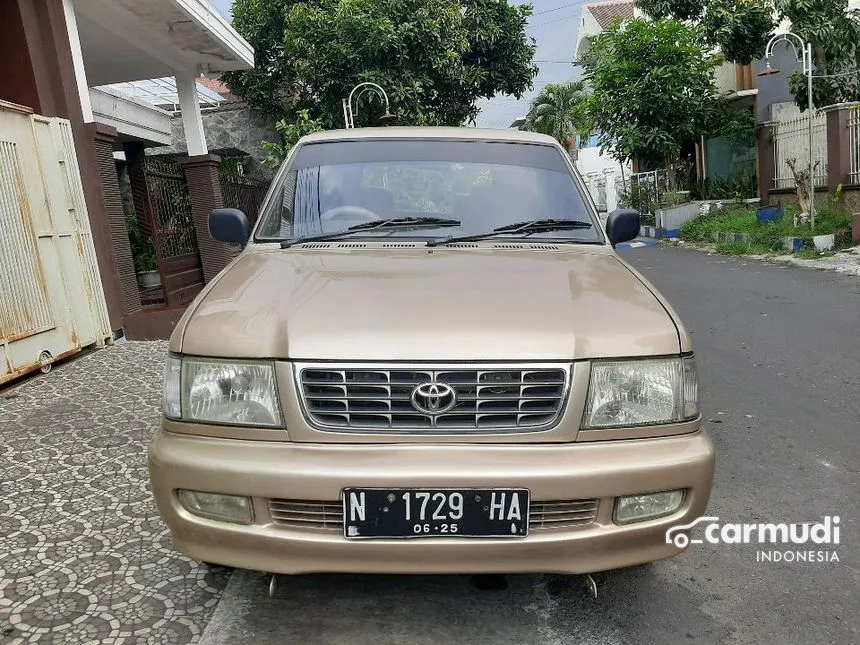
top-left (606, 208), bottom-right (641, 247)
top-left (209, 208), bottom-right (250, 246)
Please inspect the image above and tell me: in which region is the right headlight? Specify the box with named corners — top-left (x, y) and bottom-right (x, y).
top-left (582, 356), bottom-right (698, 429)
top-left (163, 355), bottom-right (282, 428)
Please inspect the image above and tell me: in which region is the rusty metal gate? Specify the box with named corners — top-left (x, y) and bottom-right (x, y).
top-left (142, 158), bottom-right (204, 307)
top-left (1, 101), bottom-right (111, 385)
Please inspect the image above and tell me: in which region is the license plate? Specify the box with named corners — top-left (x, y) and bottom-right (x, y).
top-left (342, 488), bottom-right (530, 539)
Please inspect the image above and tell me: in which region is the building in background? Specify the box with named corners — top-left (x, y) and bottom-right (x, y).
top-left (0, 0), bottom-right (255, 376)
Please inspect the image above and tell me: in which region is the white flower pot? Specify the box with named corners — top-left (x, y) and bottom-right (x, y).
top-left (812, 234), bottom-right (835, 251)
top-left (137, 270), bottom-right (161, 289)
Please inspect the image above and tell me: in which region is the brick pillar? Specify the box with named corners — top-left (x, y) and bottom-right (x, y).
top-left (180, 154), bottom-right (237, 282)
top-left (87, 123), bottom-right (142, 321)
top-left (757, 122), bottom-right (775, 205)
top-left (824, 103), bottom-right (857, 193)
top-left (123, 142), bottom-right (152, 238)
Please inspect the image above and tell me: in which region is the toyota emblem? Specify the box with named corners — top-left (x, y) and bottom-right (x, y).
top-left (410, 381), bottom-right (457, 415)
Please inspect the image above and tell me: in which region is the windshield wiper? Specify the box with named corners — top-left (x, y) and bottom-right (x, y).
top-left (280, 217), bottom-right (461, 248)
top-left (426, 218), bottom-right (594, 247)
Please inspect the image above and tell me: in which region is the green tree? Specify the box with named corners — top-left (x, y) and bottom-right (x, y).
top-left (223, 0), bottom-right (538, 129)
top-left (521, 82), bottom-right (590, 150)
top-left (583, 19), bottom-right (721, 173)
top-left (261, 110), bottom-right (325, 169)
top-left (639, 0), bottom-right (860, 109)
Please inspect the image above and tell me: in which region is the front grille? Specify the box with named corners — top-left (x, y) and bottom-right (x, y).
top-left (529, 499), bottom-right (600, 529)
top-left (268, 499), bottom-right (343, 530)
top-left (268, 498), bottom-right (598, 532)
top-left (296, 363), bottom-right (570, 433)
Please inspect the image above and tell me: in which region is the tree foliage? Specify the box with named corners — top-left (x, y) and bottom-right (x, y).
top-left (640, 0), bottom-right (860, 108)
top-left (776, 0), bottom-right (860, 108)
top-left (520, 82), bottom-right (590, 148)
top-left (261, 110), bottom-right (325, 169)
top-left (223, 0), bottom-right (538, 129)
top-left (640, 0), bottom-right (774, 64)
top-left (582, 19), bottom-right (721, 168)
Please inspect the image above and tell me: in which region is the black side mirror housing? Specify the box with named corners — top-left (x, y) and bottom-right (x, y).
top-left (209, 208), bottom-right (250, 246)
top-left (606, 208), bottom-right (641, 247)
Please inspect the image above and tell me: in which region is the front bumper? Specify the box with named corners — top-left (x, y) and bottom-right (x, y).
top-left (148, 429), bottom-right (715, 575)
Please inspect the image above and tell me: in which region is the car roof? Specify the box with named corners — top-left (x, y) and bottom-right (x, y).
top-left (298, 127), bottom-right (560, 146)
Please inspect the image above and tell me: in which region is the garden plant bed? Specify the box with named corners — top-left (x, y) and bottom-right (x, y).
top-left (678, 204), bottom-right (854, 257)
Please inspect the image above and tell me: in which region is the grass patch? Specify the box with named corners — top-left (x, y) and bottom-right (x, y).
top-left (679, 201), bottom-right (853, 251)
top-left (715, 241), bottom-right (750, 255)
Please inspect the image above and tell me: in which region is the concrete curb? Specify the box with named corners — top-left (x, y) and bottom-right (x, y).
top-left (639, 225), bottom-right (680, 240)
top-left (706, 231), bottom-right (806, 252)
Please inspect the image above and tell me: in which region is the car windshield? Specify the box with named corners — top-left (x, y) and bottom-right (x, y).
top-left (255, 139), bottom-right (601, 244)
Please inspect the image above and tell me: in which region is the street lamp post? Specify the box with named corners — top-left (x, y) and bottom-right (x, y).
top-left (342, 82), bottom-right (396, 129)
top-left (762, 32), bottom-right (816, 229)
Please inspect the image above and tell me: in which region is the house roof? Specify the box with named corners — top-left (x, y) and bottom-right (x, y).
top-left (589, 1), bottom-right (635, 30)
top-left (197, 76), bottom-right (243, 103)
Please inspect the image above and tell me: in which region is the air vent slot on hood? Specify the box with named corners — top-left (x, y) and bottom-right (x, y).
top-left (492, 243), bottom-right (560, 250)
top-left (380, 243), bottom-right (421, 248)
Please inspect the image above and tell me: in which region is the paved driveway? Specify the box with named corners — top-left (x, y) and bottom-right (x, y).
top-left (0, 343), bottom-right (229, 644)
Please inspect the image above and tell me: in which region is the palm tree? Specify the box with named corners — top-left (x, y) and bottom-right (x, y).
top-left (521, 81), bottom-right (590, 154)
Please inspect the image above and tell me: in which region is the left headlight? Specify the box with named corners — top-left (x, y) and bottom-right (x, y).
top-left (163, 355), bottom-right (282, 428)
top-left (582, 356), bottom-right (698, 429)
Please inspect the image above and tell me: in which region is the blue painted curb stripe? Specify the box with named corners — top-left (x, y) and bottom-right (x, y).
top-left (617, 240), bottom-right (659, 250)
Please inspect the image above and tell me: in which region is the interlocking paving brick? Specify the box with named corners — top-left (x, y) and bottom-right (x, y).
top-left (0, 342), bottom-right (230, 644)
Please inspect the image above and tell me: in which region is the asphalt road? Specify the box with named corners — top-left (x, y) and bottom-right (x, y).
top-left (200, 246), bottom-right (859, 645)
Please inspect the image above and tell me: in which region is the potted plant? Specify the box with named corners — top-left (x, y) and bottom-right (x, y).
top-left (126, 214), bottom-right (161, 289)
top-left (135, 249), bottom-right (160, 289)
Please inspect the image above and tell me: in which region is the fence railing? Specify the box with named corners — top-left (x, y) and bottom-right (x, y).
top-left (220, 172), bottom-right (271, 226)
top-left (849, 105), bottom-right (860, 185)
top-left (143, 158), bottom-right (198, 259)
top-left (771, 111), bottom-right (828, 189)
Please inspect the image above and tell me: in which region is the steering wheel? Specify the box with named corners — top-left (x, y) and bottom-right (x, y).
top-left (320, 205), bottom-right (378, 225)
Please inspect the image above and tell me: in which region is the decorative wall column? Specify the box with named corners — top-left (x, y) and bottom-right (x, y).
top-left (757, 121), bottom-right (776, 205)
top-left (181, 154), bottom-right (237, 282)
top-left (824, 103), bottom-right (858, 193)
top-left (87, 123), bottom-right (142, 320)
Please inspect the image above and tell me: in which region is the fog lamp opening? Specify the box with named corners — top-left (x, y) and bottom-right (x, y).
top-left (614, 490), bottom-right (685, 524)
top-left (177, 490), bottom-right (253, 524)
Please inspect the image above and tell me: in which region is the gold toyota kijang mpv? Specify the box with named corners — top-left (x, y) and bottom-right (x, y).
top-left (148, 127), bottom-right (716, 575)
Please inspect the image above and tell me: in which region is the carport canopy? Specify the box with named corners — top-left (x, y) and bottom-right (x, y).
top-left (64, 0), bottom-right (253, 154)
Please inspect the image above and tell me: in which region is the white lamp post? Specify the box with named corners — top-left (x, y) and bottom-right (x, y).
top-left (342, 82), bottom-right (396, 129)
top-left (761, 32), bottom-right (816, 229)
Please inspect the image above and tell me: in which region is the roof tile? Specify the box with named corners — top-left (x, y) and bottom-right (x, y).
top-left (589, 1), bottom-right (635, 30)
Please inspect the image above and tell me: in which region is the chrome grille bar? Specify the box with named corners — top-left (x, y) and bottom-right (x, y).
top-left (295, 363), bottom-right (571, 433)
top-left (268, 498), bottom-right (598, 532)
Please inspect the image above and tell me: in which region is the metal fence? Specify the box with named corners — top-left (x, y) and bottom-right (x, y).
top-left (771, 111), bottom-right (828, 189)
top-left (849, 105), bottom-right (860, 185)
top-left (143, 158), bottom-right (198, 258)
top-left (220, 172), bottom-right (271, 226)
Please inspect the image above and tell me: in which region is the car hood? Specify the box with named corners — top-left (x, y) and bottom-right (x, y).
top-left (175, 246), bottom-right (682, 360)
